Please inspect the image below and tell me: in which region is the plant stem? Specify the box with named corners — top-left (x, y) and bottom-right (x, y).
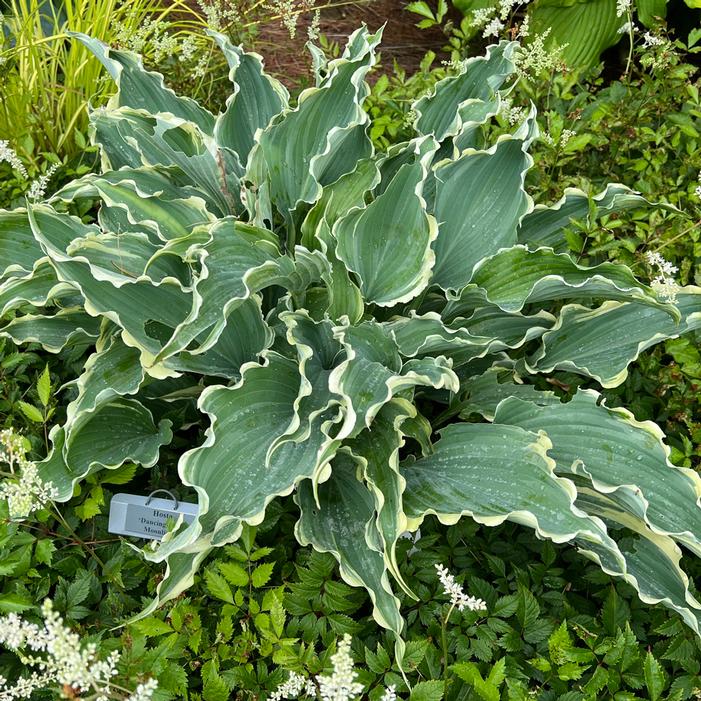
top-left (441, 602), bottom-right (455, 680)
top-left (52, 504), bottom-right (106, 569)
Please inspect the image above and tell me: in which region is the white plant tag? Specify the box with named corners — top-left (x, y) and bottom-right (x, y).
top-left (108, 491), bottom-right (198, 540)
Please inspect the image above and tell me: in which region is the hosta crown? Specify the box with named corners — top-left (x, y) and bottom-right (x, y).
top-left (1, 26), bottom-right (701, 663)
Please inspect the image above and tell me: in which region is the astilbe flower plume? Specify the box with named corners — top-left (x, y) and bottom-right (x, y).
top-left (0, 428), bottom-right (58, 519)
top-left (435, 563), bottom-right (487, 612)
top-left (0, 600), bottom-right (157, 701)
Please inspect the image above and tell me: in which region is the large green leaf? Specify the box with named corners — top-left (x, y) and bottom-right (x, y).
top-left (431, 137), bottom-right (532, 290)
top-left (530, 289), bottom-right (701, 386)
top-left (211, 31), bottom-right (288, 169)
top-left (335, 148), bottom-right (437, 306)
top-left (74, 33), bottom-right (215, 134)
top-left (296, 452), bottom-right (405, 641)
top-left (494, 391), bottom-right (701, 557)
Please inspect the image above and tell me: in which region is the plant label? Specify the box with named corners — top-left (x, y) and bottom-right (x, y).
top-left (108, 492), bottom-right (198, 540)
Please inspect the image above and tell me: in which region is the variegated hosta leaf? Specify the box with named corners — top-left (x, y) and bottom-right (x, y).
top-left (247, 26), bottom-right (381, 220)
top-left (74, 34), bottom-right (215, 134)
top-left (295, 451), bottom-right (405, 646)
top-left (493, 390), bottom-right (701, 557)
top-left (330, 320), bottom-right (459, 439)
top-left (0, 261), bottom-right (72, 318)
top-left (152, 352), bottom-right (342, 570)
top-left (52, 168), bottom-right (216, 242)
top-left (90, 108), bottom-right (241, 216)
top-left (335, 146), bottom-right (437, 306)
top-left (211, 31), bottom-right (289, 169)
top-left (574, 488), bottom-right (701, 635)
top-left (0, 210), bottom-right (46, 276)
top-left (431, 137), bottom-right (532, 290)
top-left (400, 422), bottom-right (619, 557)
top-left (530, 288), bottom-right (701, 386)
top-left (385, 309), bottom-right (554, 366)
top-left (446, 245), bottom-right (677, 317)
top-left (40, 398), bottom-right (172, 501)
top-left (348, 398), bottom-right (416, 598)
top-left (0, 310), bottom-right (101, 352)
top-left (413, 41), bottom-right (518, 142)
top-left (517, 184), bottom-right (668, 251)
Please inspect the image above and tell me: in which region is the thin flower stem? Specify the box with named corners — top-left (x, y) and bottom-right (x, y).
top-left (51, 504), bottom-right (106, 568)
top-left (441, 602), bottom-right (456, 680)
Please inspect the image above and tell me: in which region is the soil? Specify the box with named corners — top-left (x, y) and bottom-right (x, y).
top-left (241, 0), bottom-right (459, 86)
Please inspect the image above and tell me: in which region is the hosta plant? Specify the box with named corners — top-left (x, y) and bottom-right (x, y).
top-left (1, 27), bottom-right (701, 661)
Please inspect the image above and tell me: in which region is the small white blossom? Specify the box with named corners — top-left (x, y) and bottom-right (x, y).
top-left (270, 671), bottom-right (307, 700)
top-left (27, 163), bottom-right (59, 201)
top-left (0, 141), bottom-right (28, 179)
top-left (645, 251), bottom-right (680, 303)
top-left (0, 429), bottom-right (58, 519)
top-left (126, 678), bottom-right (158, 701)
top-left (435, 563), bottom-right (487, 612)
top-left (515, 29), bottom-right (567, 78)
top-left (316, 634), bottom-right (364, 701)
top-left (381, 686), bottom-right (397, 701)
top-left (616, 0), bottom-right (631, 17)
top-left (642, 31), bottom-right (665, 48)
top-left (307, 8), bottom-right (321, 41)
top-left (517, 14), bottom-right (530, 39)
top-left (618, 20), bottom-right (635, 34)
top-left (482, 17), bottom-right (505, 38)
top-left (500, 97), bottom-right (527, 125)
top-left (470, 7), bottom-right (494, 28)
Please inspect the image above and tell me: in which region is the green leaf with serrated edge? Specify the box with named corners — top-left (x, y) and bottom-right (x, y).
top-left (0, 210), bottom-right (46, 276)
top-left (493, 390), bottom-right (701, 560)
top-left (0, 310), bottom-right (101, 353)
top-left (517, 185), bottom-right (667, 251)
top-left (18, 401), bottom-right (43, 423)
top-left (144, 352), bottom-right (342, 580)
top-left (573, 487), bottom-right (701, 637)
top-left (52, 169), bottom-right (216, 242)
top-left (247, 26), bottom-right (380, 220)
top-left (90, 108), bottom-right (240, 216)
top-left (295, 451), bottom-right (405, 661)
top-left (400, 422), bottom-right (621, 567)
top-left (349, 398), bottom-right (416, 598)
top-left (210, 31), bottom-right (288, 169)
top-left (39, 399), bottom-right (171, 501)
top-left (73, 33), bottom-right (215, 134)
top-left (644, 652), bottom-right (666, 701)
top-left (205, 569), bottom-right (234, 603)
top-left (431, 137), bottom-right (532, 290)
top-left (335, 146), bottom-right (437, 306)
top-left (458, 366), bottom-right (558, 421)
top-left (330, 320), bottom-right (458, 440)
top-left (37, 364), bottom-right (51, 408)
top-left (413, 41), bottom-right (517, 142)
top-left (530, 289), bottom-right (701, 386)
top-left (0, 262), bottom-right (71, 318)
top-left (458, 245), bottom-right (677, 317)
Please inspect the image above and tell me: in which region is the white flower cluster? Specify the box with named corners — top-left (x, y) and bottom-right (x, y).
top-left (268, 634), bottom-right (366, 701)
top-left (317, 634), bottom-right (364, 701)
top-left (435, 564), bottom-right (487, 612)
top-left (515, 28), bottom-right (567, 78)
top-left (0, 601), bottom-right (157, 701)
top-left (617, 20), bottom-right (636, 35)
top-left (500, 97), bottom-right (527, 126)
top-left (470, 0), bottom-right (532, 37)
top-left (542, 128), bottom-right (576, 149)
top-left (114, 20), bottom-right (210, 78)
top-left (695, 171), bottom-right (701, 199)
top-left (0, 428), bottom-right (58, 519)
top-left (381, 686), bottom-right (397, 701)
top-left (27, 163), bottom-right (60, 201)
top-left (645, 251), bottom-right (680, 304)
top-left (616, 0), bottom-right (631, 17)
top-left (642, 30), bottom-right (665, 48)
top-left (0, 141), bottom-right (28, 178)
